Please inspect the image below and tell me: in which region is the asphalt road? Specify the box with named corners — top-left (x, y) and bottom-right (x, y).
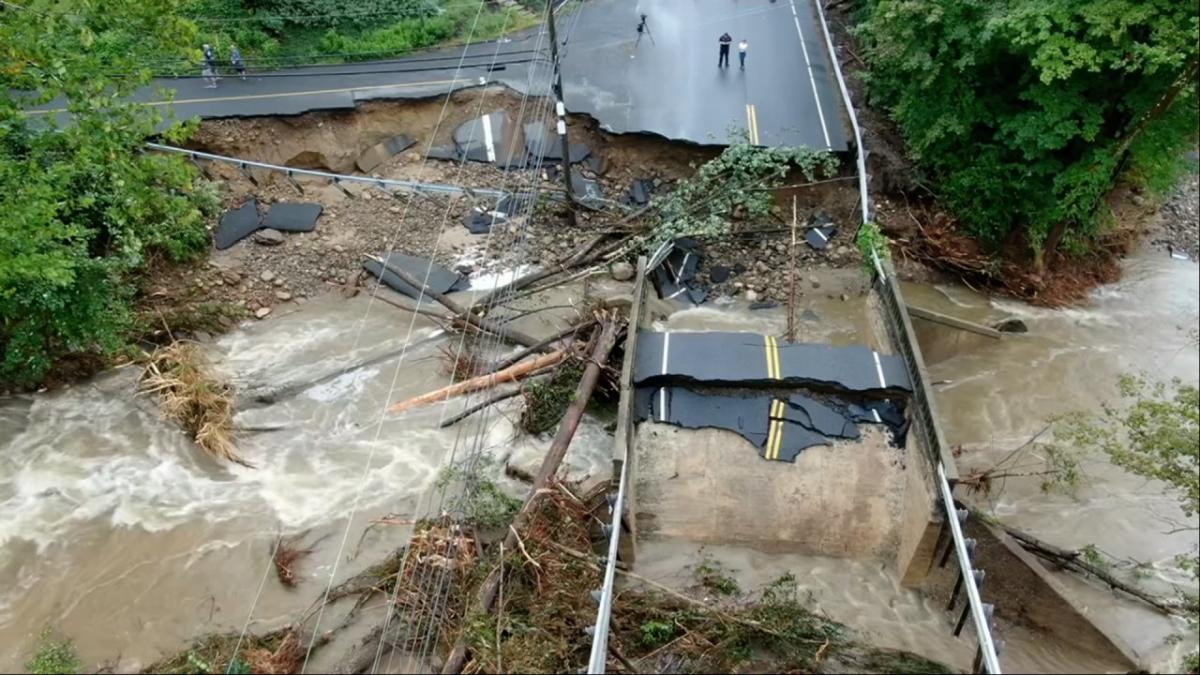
top-left (559, 0), bottom-right (848, 149)
top-left (29, 0), bottom-right (848, 150)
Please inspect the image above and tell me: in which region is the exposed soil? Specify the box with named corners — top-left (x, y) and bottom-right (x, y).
top-left (169, 87), bottom-right (864, 323)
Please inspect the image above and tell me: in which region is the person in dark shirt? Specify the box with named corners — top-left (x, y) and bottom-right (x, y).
top-left (201, 43), bottom-right (219, 88)
top-left (718, 32), bottom-right (732, 68)
top-left (230, 45), bottom-right (246, 80)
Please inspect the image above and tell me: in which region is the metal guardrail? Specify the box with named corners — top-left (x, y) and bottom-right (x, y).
top-left (870, 252), bottom-right (955, 479)
top-left (586, 257), bottom-right (648, 674)
top-left (146, 142), bottom-right (513, 200)
top-left (812, 0), bottom-right (870, 225)
top-left (872, 251), bottom-right (1000, 673)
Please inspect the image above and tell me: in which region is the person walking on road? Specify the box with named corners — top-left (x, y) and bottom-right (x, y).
top-left (718, 32), bottom-right (732, 67)
top-left (201, 43), bottom-right (219, 88)
top-left (738, 39), bottom-right (748, 69)
top-left (230, 45), bottom-right (246, 80)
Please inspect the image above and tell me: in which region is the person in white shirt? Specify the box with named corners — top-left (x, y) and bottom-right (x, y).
top-left (738, 39), bottom-right (748, 70)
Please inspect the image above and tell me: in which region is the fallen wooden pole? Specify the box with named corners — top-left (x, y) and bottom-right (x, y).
top-left (364, 255), bottom-right (543, 350)
top-left (388, 349), bottom-right (566, 414)
top-left (907, 304), bottom-right (1003, 339)
top-left (441, 318), bottom-right (622, 674)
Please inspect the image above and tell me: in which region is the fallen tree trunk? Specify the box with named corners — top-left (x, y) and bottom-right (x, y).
top-left (488, 318), bottom-right (597, 374)
top-left (365, 255), bottom-right (543, 350)
top-left (388, 349), bottom-right (566, 414)
top-left (441, 317), bottom-right (622, 674)
top-left (974, 509), bottom-right (1184, 615)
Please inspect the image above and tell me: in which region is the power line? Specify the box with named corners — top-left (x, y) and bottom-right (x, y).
top-left (368, 8), bottom-right (575, 671)
top-left (294, 2), bottom-right (541, 672)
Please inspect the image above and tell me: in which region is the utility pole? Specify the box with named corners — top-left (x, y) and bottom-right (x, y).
top-left (545, 1), bottom-right (578, 226)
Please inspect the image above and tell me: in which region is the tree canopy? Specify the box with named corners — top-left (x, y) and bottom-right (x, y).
top-left (1, 0), bottom-right (215, 387)
top-left (858, 0), bottom-right (1199, 262)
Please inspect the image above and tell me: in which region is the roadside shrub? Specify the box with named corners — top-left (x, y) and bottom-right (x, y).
top-left (1, 0), bottom-right (212, 388)
top-left (654, 135), bottom-right (838, 244)
top-left (26, 628), bottom-right (80, 675)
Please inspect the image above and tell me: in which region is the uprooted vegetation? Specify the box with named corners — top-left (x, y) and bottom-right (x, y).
top-left (144, 627), bottom-right (304, 675)
top-left (145, 468), bottom-right (952, 675)
top-left (449, 482), bottom-right (952, 674)
top-left (519, 360), bottom-right (586, 435)
top-left (139, 342), bottom-right (248, 466)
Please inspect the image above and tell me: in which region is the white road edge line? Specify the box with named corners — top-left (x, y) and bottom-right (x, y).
top-left (872, 351), bottom-right (887, 389)
top-left (789, 0), bottom-right (832, 150)
top-left (659, 332), bottom-right (671, 421)
top-left (482, 112), bottom-right (497, 163)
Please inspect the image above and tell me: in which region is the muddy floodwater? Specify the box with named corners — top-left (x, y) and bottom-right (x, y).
top-left (1, 248), bottom-right (1197, 672)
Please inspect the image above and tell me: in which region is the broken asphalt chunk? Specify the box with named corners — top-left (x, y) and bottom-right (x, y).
top-left (356, 134), bottom-right (416, 173)
top-left (425, 145), bottom-right (460, 161)
top-left (805, 226), bottom-right (837, 250)
top-left (569, 169), bottom-right (605, 208)
top-left (362, 252), bottom-right (469, 301)
top-left (214, 199), bottom-right (261, 250)
top-left (523, 122), bottom-right (592, 163)
top-left (263, 203), bottom-right (323, 233)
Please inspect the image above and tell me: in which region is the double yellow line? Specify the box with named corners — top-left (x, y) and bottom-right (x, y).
top-left (745, 103), bottom-right (760, 145)
top-left (763, 334), bottom-right (784, 460)
top-left (763, 334), bottom-right (781, 380)
top-left (765, 399), bottom-right (786, 461)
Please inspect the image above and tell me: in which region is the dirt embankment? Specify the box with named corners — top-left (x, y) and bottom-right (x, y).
top-left (156, 86), bottom-right (866, 326)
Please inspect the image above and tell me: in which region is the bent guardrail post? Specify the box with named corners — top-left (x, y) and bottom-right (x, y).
top-left (586, 256), bottom-right (648, 674)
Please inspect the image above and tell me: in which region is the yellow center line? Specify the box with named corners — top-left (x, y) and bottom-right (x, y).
top-left (763, 333), bottom-right (774, 380)
top-left (769, 399), bottom-right (785, 460)
top-left (771, 335), bottom-right (781, 380)
top-left (23, 78), bottom-right (468, 115)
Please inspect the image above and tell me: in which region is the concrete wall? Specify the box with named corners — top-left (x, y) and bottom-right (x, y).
top-left (868, 286), bottom-right (946, 586)
top-left (633, 424), bottom-right (905, 558)
top-left (894, 427), bottom-right (944, 586)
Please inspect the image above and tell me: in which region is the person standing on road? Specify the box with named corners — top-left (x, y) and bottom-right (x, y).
top-left (738, 39), bottom-right (748, 70)
top-left (201, 43), bottom-right (219, 88)
top-left (230, 45), bottom-right (246, 80)
top-left (718, 32), bottom-right (732, 67)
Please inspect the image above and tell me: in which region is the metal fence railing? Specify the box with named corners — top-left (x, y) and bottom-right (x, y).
top-left (586, 257), bottom-right (648, 674)
top-left (146, 142), bottom-right (513, 200)
top-left (872, 251), bottom-right (1000, 673)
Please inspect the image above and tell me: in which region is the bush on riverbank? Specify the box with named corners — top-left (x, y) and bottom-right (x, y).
top-left (0, 0), bottom-right (217, 389)
top-left (179, 0), bottom-right (539, 73)
top-left (857, 0), bottom-right (1199, 268)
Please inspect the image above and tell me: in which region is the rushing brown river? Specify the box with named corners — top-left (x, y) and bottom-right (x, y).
top-left (1, 246), bottom-right (1196, 672)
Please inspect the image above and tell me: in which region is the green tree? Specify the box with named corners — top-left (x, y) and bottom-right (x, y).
top-left (857, 0), bottom-right (1199, 266)
top-left (1, 0), bottom-right (214, 387)
top-left (1056, 374), bottom-right (1199, 613)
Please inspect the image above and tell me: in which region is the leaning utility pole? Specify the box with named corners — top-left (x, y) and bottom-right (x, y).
top-left (545, 1), bottom-right (578, 226)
